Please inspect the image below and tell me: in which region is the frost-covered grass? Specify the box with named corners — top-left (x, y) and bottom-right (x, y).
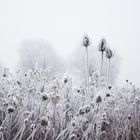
top-left (0, 68), bottom-right (139, 140)
top-left (0, 38), bottom-right (139, 140)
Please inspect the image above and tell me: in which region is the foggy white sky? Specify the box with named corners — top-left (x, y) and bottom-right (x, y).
top-left (0, 0), bottom-right (140, 86)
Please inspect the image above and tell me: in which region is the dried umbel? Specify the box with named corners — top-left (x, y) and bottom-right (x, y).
top-left (99, 38), bottom-right (107, 52)
top-left (82, 35), bottom-right (91, 47)
top-left (40, 116), bottom-right (48, 126)
top-left (106, 48), bottom-right (113, 59)
top-left (7, 106), bottom-right (15, 113)
top-left (51, 94), bottom-right (60, 104)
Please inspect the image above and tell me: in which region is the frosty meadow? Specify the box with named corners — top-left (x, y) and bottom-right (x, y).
top-left (0, 36), bottom-right (139, 140)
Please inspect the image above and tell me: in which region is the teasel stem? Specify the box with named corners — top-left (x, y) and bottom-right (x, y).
top-left (100, 51), bottom-right (104, 76)
top-left (107, 58), bottom-right (111, 86)
top-left (85, 47), bottom-right (89, 95)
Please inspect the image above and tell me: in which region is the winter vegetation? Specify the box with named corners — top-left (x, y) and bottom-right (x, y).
top-left (0, 36), bottom-right (139, 140)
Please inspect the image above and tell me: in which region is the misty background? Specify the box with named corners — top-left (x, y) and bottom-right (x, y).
top-left (0, 0), bottom-right (140, 86)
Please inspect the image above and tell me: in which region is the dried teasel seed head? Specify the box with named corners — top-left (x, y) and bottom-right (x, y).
top-left (79, 107), bottom-right (85, 115)
top-left (41, 116), bottom-right (48, 126)
top-left (82, 35), bottom-right (91, 47)
top-left (99, 38), bottom-right (107, 52)
top-left (106, 48), bottom-right (113, 59)
top-left (7, 106), bottom-right (15, 113)
top-left (42, 93), bottom-right (49, 101)
top-left (96, 95), bottom-right (102, 104)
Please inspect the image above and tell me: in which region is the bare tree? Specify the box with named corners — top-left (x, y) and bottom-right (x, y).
top-left (18, 39), bottom-right (64, 76)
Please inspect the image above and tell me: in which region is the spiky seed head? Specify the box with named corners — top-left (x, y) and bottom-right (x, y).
top-left (8, 106), bottom-right (15, 113)
top-left (41, 116), bottom-right (48, 126)
top-left (42, 93), bottom-right (49, 101)
top-left (79, 107), bottom-right (85, 115)
top-left (82, 35), bottom-right (91, 47)
top-left (99, 38), bottom-right (107, 52)
top-left (96, 95), bottom-right (102, 104)
top-left (106, 48), bottom-right (113, 59)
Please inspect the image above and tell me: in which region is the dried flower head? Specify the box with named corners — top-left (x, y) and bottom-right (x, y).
top-left (106, 93), bottom-right (111, 97)
top-left (71, 120), bottom-right (77, 127)
top-left (128, 114), bottom-right (131, 120)
top-left (8, 106), bottom-right (15, 113)
top-left (99, 38), bottom-right (107, 52)
top-left (96, 95), bottom-right (102, 104)
top-left (42, 93), bottom-right (49, 101)
top-left (82, 35), bottom-right (91, 47)
top-left (106, 48), bottom-right (113, 59)
top-left (41, 116), bottom-right (48, 126)
top-left (24, 119), bottom-right (29, 125)
top-left (51, 94), bottom-right (60, 104)
top-left (79, 107), bottom-right (85, 115)
top-left (64, 78), bottom-right (68, 83)
top-left (85, 106), bottom-right (90, 113)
